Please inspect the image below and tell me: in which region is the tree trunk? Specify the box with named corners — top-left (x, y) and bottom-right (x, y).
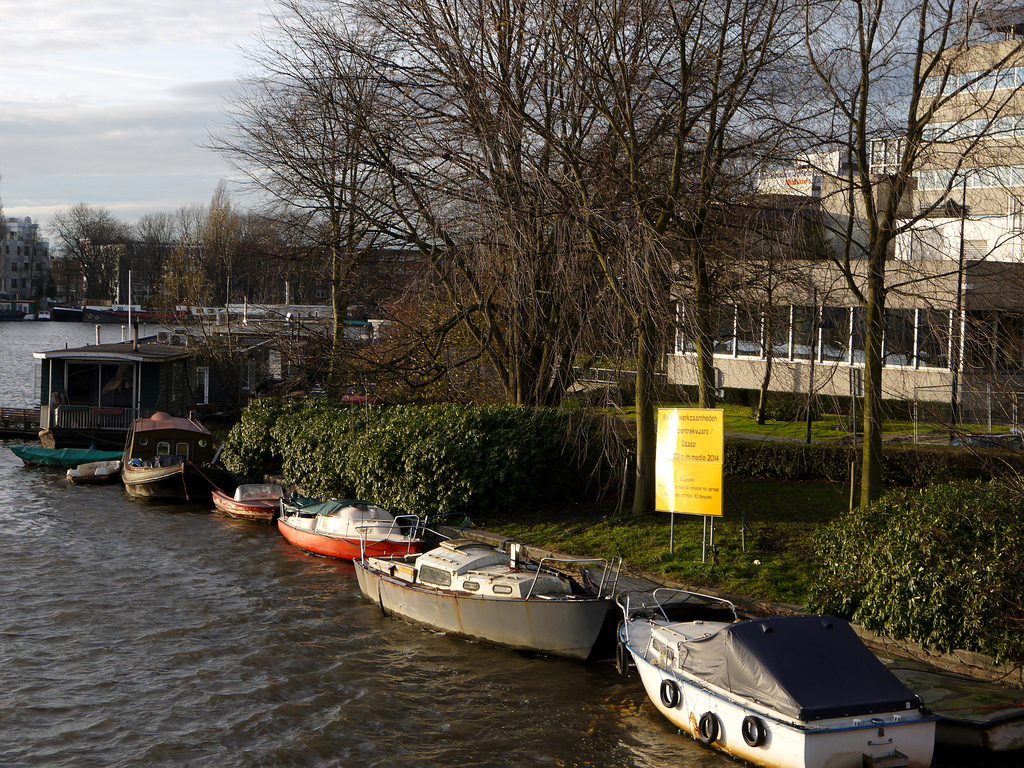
top-left (632, 312), bottom-right (658, 514)
top-left (860, 250), bottom-right (886, 506)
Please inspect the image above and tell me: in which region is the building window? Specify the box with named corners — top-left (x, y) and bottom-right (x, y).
top-left (851, 307), bottom-right (867, 364)
top-left (995, 313), bottom-right (1024, 371)
top-left (792, 306), bottom-right (817, 360)
top-left (769, 306), bottom-right (791, 358)
top-left (736, 307), bottom-right (762, 357)
top-left (884, 309), bottom-right (915, 366)
top-left (714, 306), bottom-right (736, 355)
top-left (820, 307), bottom-right (850, 361)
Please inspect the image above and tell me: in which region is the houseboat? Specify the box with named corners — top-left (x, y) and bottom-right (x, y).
top-left (33, 331), bottom-right (270, 450)
top-left (122, 412), bottom-right (236, 501)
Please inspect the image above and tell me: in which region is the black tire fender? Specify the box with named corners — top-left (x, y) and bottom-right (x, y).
top-left (697, 711), bottom-right (720, 744)
top-left (741, 714), bottom-right (767, 747)
top-left (615, 640), bottom-right (630, 677)
top-left (659, 678), bottom-right (681, 708)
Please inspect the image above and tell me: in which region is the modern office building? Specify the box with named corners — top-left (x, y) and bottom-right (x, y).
top-left (667, 22), bottom-right (1024, 423)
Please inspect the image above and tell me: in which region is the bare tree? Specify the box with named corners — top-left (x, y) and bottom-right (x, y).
top-left (524, 0), bottom-right (803, 511)
top-left (805, 0), bottom-right (1024, 504)
top-left (49, 204), bottom-right (130, 303)
top-left (211, 9), bottom-right (397, 394)
top-left (330, 0), bottom-right (605, 405)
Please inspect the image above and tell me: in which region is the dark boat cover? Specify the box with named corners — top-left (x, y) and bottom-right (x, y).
top-left (678, 615), bottom-right (921, 721)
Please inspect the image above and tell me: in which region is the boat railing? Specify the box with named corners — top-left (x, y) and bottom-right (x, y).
top-left (354, 514), bottom-right (425, 558)
top-left (525, 555), bottom-right (623, 599)
top-left (617, 587), bottom-right (739, 625)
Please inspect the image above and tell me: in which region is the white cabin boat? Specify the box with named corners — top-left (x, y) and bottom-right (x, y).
top-left (617, 589), bottom-right (935, 768)
top-left (355, 539), bottom-right (620, 659)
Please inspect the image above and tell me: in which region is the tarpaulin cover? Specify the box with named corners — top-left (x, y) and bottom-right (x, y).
top-left (678, 615), bottom-right (920, 721)
top-left (284, 495), bottom-right (370, 516)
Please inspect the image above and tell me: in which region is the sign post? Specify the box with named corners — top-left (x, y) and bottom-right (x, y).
top-left (655, 408), bottom-right (725, 559)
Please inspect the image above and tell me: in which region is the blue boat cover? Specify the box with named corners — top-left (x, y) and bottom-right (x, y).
top-left (679, 614), bottom-right (921, 721)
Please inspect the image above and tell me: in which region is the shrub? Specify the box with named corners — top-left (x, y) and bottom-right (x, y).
top-left (221, 399), bottom-right (605, 518)
top-left (808, 481), bottom-right (1024, 660)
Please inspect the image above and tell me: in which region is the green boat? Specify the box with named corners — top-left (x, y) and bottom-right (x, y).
top-left (10, 445), bottom-right (123, 468)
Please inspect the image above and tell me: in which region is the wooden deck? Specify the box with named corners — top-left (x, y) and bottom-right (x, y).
top-left (0, 407), bottom-right (41, 437)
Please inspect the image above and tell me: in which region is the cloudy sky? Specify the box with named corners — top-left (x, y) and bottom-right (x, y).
top-left (1, 0), bottom-right (272, 235)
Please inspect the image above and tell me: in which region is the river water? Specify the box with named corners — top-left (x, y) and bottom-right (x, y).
top-left (0, 322), bottom-right (1006, 767)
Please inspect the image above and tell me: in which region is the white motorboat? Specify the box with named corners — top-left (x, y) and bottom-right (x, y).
top-left (617, 589), bottom-right (935, 768)
top-left (355, 539), bottom-right (620, 659)
top-left (66, 459), bottom-right (122, 484)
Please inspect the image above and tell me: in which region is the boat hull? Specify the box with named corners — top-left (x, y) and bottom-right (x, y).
top-left (212, 490), bottom-right (278, 523)
top-left (123, 463), bottom-right (236, 501)
top-left (277, 516), bottom-right (421, 560)
top-left (354, 561), bottom-right (611, 659)
top-left (624, 634), bottom-right (935, 768)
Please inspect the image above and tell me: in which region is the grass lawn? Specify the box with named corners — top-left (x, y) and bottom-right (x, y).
top-left (481, 477), bottom-right (850, 606)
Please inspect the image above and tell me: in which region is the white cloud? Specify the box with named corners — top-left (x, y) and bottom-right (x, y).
top-left (0, 0), bottom-right (271, 232)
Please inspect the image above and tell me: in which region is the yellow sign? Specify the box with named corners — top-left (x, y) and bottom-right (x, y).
top-left (655, 408), bottom-right (724, 517)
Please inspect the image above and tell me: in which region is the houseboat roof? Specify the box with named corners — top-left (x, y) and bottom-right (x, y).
top-left (132, 412), bottom-right (211, 435)
top-left (34, 338), bottom-right (193, 363)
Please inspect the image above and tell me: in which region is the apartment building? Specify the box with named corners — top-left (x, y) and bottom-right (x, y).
top-left (0, 217), bottom-right (50, 302)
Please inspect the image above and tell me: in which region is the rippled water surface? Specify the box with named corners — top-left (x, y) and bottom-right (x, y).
top-left (0, 323), bottom-right (746, 767)
top-left (0, 322), bottom-right (1006, 767)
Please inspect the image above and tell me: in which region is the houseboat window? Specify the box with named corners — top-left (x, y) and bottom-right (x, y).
top-left (462, 581), bottom-right (480, 591)
top-left (99, 363), bottom-right (133, 408)
top-left (175, 442), bottom-right (190, 457)
top-left (492, 584), bottom-right (513, 594)
top-left (138, 437), bottom-right (149, 446)
top-left (66, 363), bottom-right (100, 405)
top-left (418, 565), bottom-right (452, 587)
top-left (157, 442), bottom-right (171, 456)
top-left (198, 439), bottom-right (207, 448)
top-left (195, 366), bottom-right (210, 405)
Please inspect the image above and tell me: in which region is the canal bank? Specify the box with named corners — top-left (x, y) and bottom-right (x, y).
top-left (446, 525), bottom-right (1024, 756)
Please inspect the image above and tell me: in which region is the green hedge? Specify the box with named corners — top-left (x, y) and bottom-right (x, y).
top-left (808, 481), bottom-right (1024, 660)
top-left (221, 399), bottom-right (604, 517)
top-left (725, 439), bottom-right (1024, 485)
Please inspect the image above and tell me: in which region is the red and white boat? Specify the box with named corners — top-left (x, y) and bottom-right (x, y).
top-left (277, 495), bottom-right (425, 560)
top-left (212, 483), bottom-right (285, 523)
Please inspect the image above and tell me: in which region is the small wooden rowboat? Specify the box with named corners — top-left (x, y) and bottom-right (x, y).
top-left (212, 483), bottom-right (285, 523)
top-left (67, 459), bottom-right (123, 484)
